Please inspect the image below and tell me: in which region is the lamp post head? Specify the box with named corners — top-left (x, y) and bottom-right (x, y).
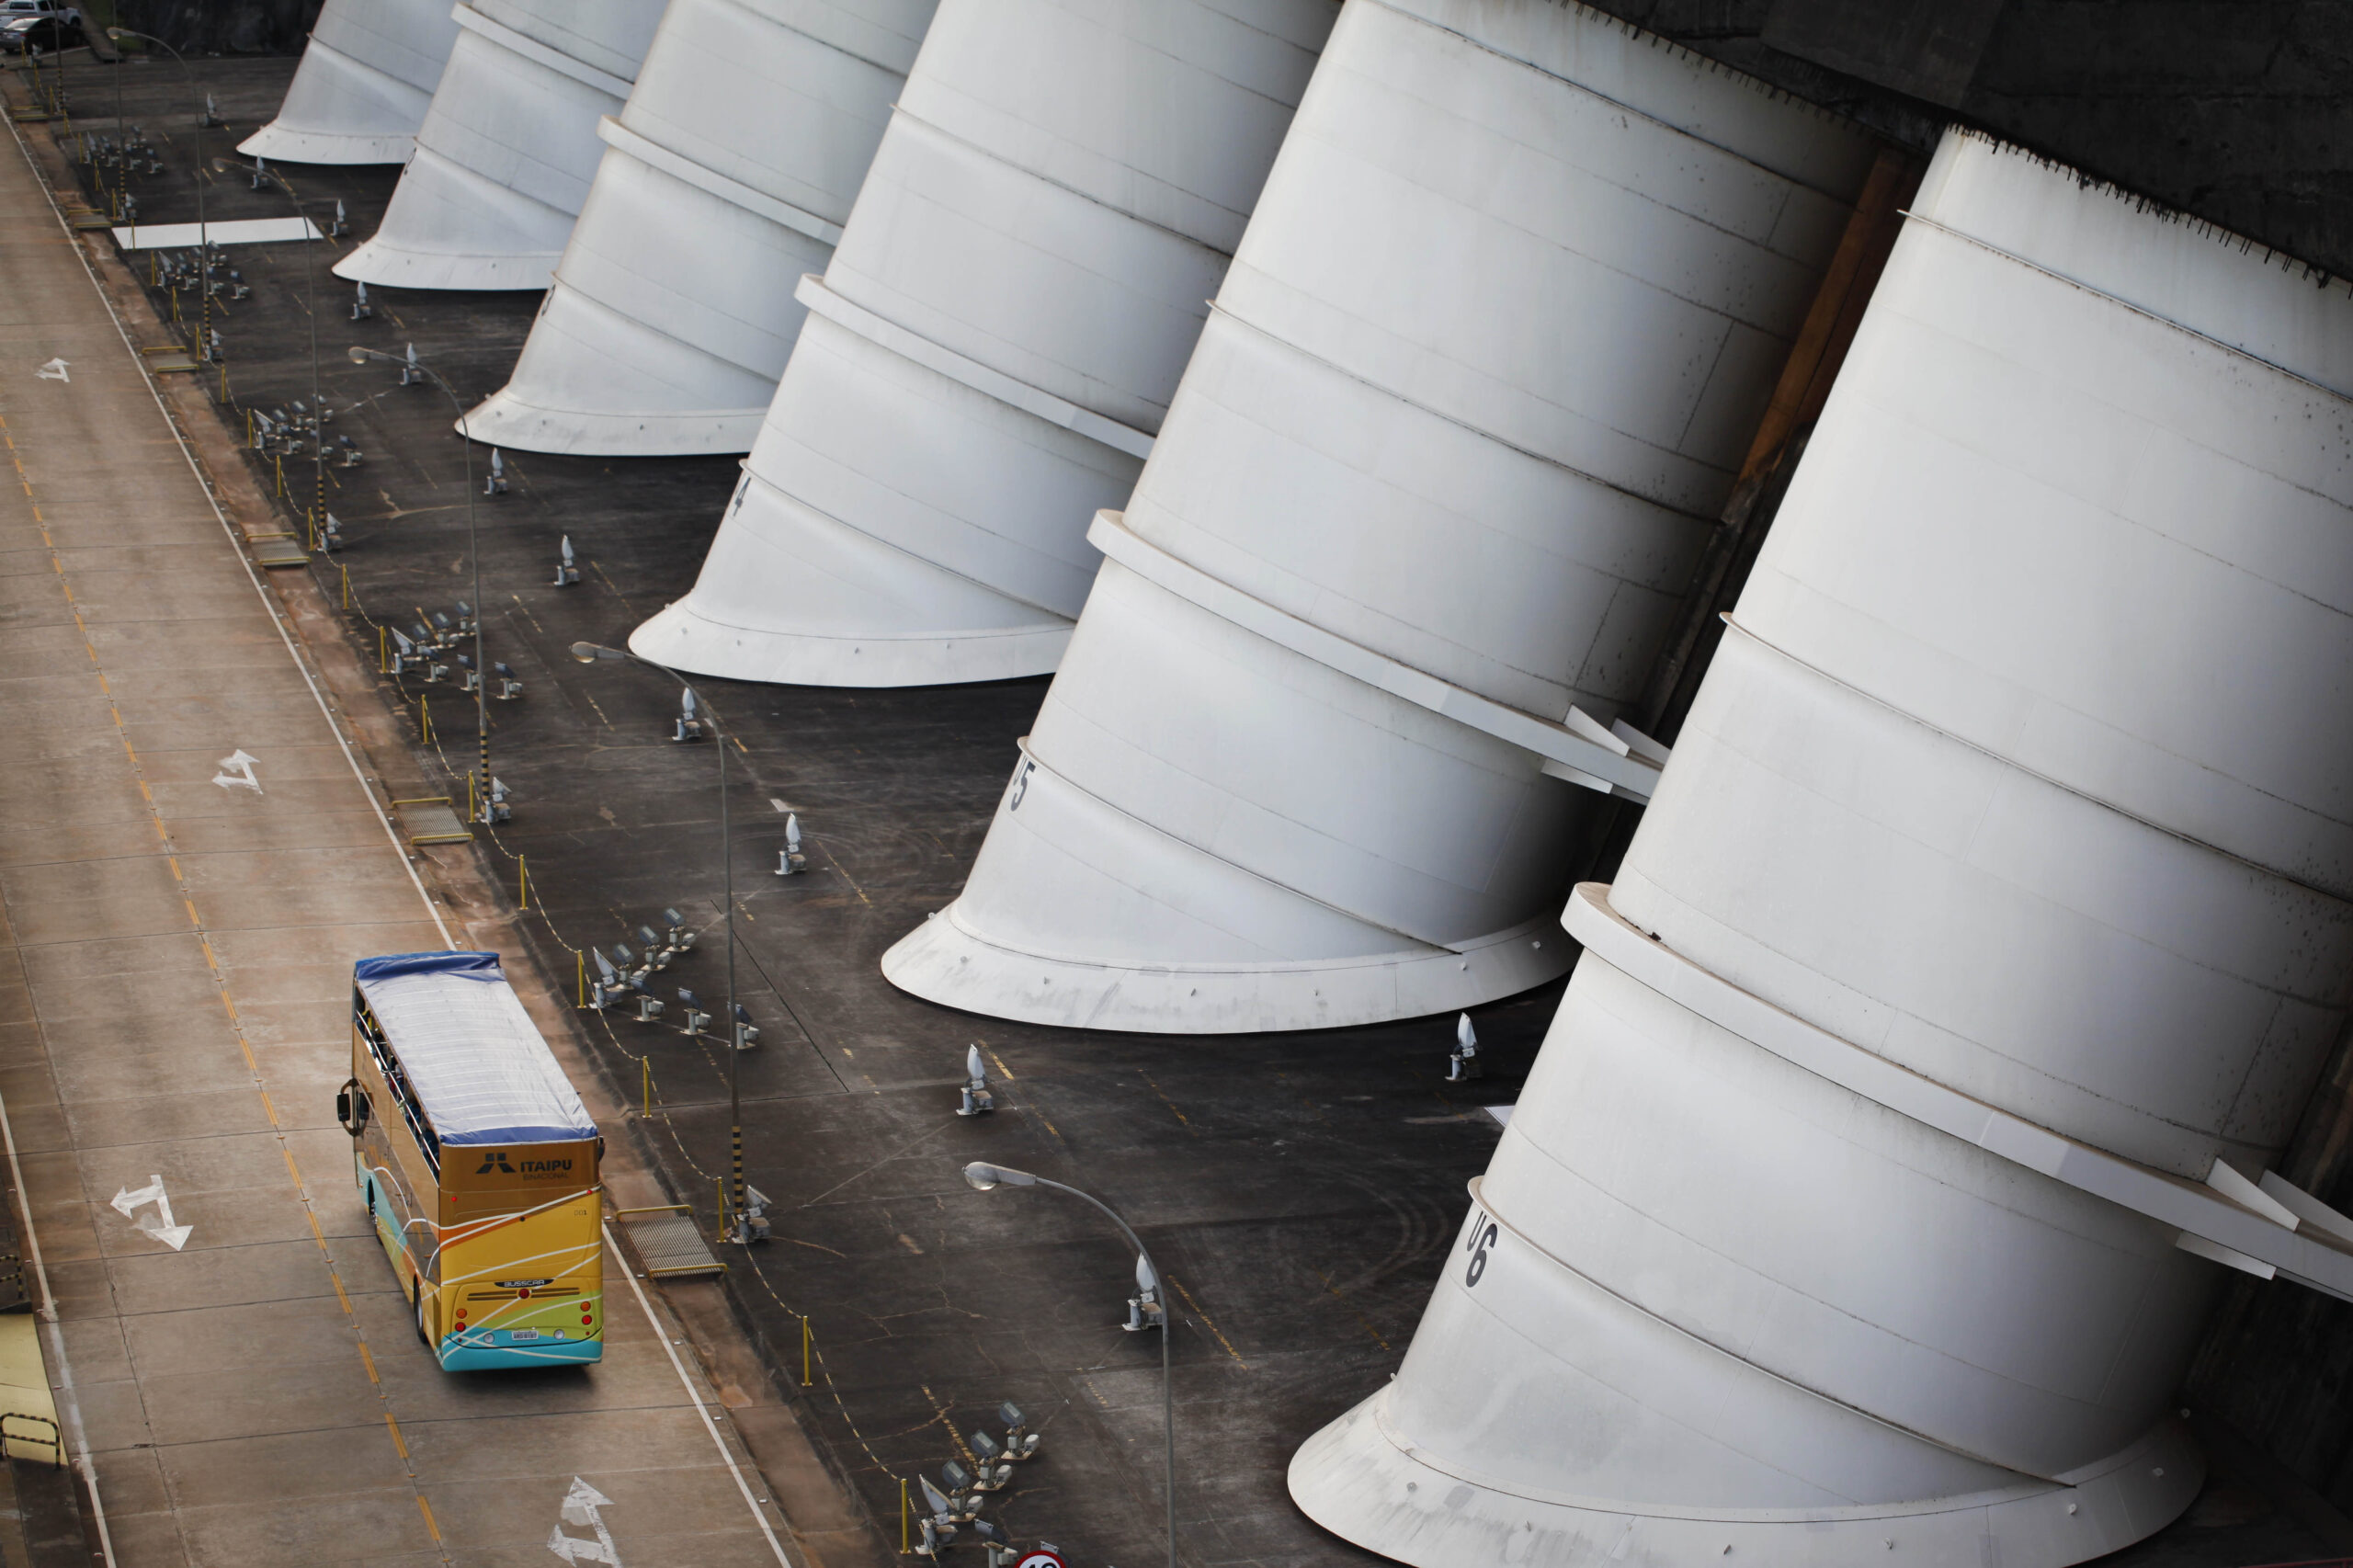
top-left (345, 347), bottom-right (372, 365)
top-left (570, 642), bottom-right (625, 664)
top-left (962, 1161), bottom-right (1037, 1192)
top-left (104, 25), bottom-right (125, 38)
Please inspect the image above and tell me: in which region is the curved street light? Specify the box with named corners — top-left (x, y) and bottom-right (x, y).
top-left (106, 29), bottom-right (207, 346)
top-left (962, 1160), bottom-right (1176, 1568)
top-left (346, 345), bottom-right (488, 824)
top-left (571, 642), bottom-right (754, 1244)
top-left (220, 157), bottom-right (323, 537)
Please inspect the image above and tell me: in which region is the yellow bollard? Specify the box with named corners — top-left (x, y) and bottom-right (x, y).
top-left (576, 949), bottom-right (586, 1008)
top-left (900, 1479), bottom-right (910, 1555)
top-left (419, 697), bottom-right (434, 744)
top-left (801, 1316), bottom-right (813, 1387)
top-left (518, 857), bottom-right (529, 909)
top-left (340, 563), bottom-right (350, 610)
top-left (377, 623), bottom-right (387, 673)
top-left (642, 1057), bottom-right (651, 1119)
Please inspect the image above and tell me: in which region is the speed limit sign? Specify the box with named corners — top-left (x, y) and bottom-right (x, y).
top-left (1015, 1551), bottom-right (1064, 1568)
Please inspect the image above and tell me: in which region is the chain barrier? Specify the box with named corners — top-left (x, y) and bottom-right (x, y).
top-left (78, 144), bottom-right (926, 1515)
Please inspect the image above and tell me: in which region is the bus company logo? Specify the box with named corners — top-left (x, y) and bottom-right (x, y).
top-left (473, 1151), bottom-right (572, 1178)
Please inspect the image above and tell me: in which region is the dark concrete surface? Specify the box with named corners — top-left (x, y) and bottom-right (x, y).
top-left (1591, 0), bottom-right (2353, 285)
top-left (20, 53), bottom-right (1556, 1568)
top-left (15, 43), bottom-right (2353, 1568)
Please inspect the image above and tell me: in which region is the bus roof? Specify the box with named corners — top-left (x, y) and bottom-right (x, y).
top-left (353, 951), bottom-right (597, 1146)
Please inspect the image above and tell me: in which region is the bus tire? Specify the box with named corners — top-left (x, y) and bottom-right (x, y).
top-left (413, 1280), bottom-right (429, 1349)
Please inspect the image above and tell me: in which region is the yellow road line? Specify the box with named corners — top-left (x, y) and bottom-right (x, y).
top-left (0, 407), bottom-right (457, 1565)
top-left (1166, 1274), bottom-right (1248, 1369)
top-left (1142, 1072), bottom-right (1194, 1131)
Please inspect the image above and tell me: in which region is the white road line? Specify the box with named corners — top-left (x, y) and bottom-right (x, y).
top-left (6, 115), bottom-right (455, 952)
top-left (2, 103), bottom-right (131, 1568)
top-left (608, 1224), bottom-right (794, 1565)
top-left (11, 92), bottom-right (791, 1567)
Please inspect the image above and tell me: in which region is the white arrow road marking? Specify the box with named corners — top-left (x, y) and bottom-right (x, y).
top-left (547, 1476), bottom-right (621, 1564)
top-left (109, 1175), bottom-right (191, 1250)
top-left (211, 749), bottom-right (262, 792)
top-left (35, 358), bottom-right (68, 382)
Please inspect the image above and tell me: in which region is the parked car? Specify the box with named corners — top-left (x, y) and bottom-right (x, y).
top-left (0, 0), bottom-right (80, 28)
top-left (0, 13), bottom-right (80, 51)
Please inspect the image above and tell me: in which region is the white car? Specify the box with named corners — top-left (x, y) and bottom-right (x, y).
top-left (0, 11), bottom-right (78, 51)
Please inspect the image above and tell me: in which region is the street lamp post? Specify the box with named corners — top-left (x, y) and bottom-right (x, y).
top-left (106, 34), bottom-right (124, 225)
top-left (222, 157), bottom-right (322, 540)
top-left (105, 30), bottom-right (206, 350)
top-left (571, 642), bottom-right (754, 1244)
top-left (346, 346), bottom-right (487, 825)
top-left (961, 1161), bottom-right (1176, 1568)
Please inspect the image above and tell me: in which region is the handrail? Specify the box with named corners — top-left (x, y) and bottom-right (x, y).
top-left (1563, 881), bottom-right (2353, 1300)
top-left (0, 1411), bottom-right (63, 1468)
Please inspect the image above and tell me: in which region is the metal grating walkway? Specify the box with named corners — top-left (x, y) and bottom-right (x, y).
top-left (619, 1207), bottom-right (724, 1278)
top-left (392, 797), bottom-right (472, 846)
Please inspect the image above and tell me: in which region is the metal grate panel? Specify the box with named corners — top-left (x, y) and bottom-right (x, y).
top-left (392, 797), bottom-right (472, 846)
top-left (620, 1207), bottom-right (723, 1278)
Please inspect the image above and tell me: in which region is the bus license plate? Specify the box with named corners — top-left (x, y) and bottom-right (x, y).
top-left (510, 1328), bottom-right (540, 1342)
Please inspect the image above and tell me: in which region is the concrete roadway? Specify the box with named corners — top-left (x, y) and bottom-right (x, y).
top-left (16, 47), bottom-right (2349, 1568)
top-left (0, 91), bottom-right (802, 1568)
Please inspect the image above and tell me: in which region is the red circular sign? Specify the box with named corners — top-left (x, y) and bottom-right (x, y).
top-left (1016, 1552), bottom-right (1064, 1568)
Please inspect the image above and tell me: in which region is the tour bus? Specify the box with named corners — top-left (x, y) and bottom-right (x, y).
top-left (336, 951), bottom-right (605, 1369)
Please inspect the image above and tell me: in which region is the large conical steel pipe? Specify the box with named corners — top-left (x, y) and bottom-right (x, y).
top-left (1291, 128), bottom-right (2353, 1567)
top-left (335, 0), bottom-right (668, 291)
top-left (877, 0), bottom-right (1877, 1031)
top-left (459, 0), bottom-right (941, 455)
top-left (240, 0), bottom-right (463, 165)
top-left (628, 0), bottom-right (1340, 687)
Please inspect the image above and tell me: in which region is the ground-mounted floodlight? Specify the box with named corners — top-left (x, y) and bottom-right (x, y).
top-left (347, 343), bottom-right (489, 824)
top-left (216, 156), bottom-right (324, 534)
top-left (108, 29), bottom-right (207, 341)
top-left (571, 642), bottom-right (756, 1244)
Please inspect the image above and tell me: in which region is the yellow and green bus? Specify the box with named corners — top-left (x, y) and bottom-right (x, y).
top-left (337, 951), bottom-right (605, 1369)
